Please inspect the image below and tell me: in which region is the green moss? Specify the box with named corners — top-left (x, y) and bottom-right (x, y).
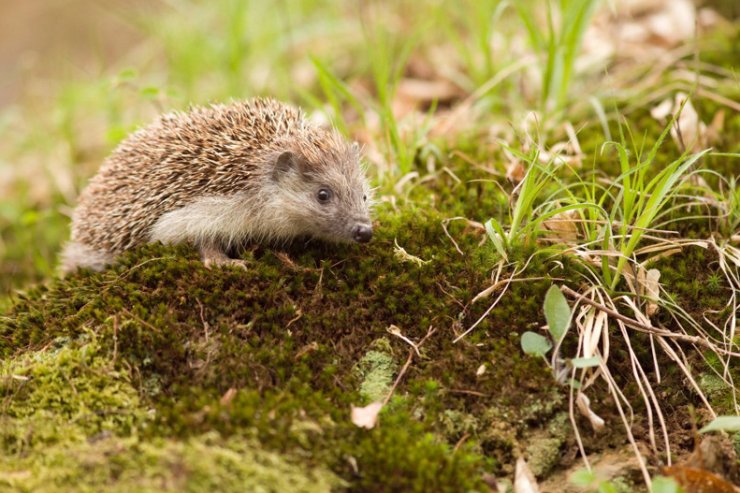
top-left (1, 433), bottom-right (344, 493)
top-left (0, 336), bottom-right (148, 454)
top-left (345, 410), bottom-right (489, 493)
top-left (0, 189), bottom-right (555, 490)
top-left (524, 413), bottom-right (570, 477)
top-left (356, 341), bottom-right (398, 403)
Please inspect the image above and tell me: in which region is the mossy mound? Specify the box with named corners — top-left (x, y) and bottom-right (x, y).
top-left (0, 186), bottom-right (568, 492)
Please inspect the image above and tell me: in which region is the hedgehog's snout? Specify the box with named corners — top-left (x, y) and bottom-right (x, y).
top-left (352, 223), bottom-right (373, 243)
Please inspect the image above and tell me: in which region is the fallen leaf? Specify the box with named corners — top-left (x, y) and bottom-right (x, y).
top-left (351, 402), bottom-right (384, 429)
top-left (576, 392), bottom-right (606, 431)
top-left (506, 159), bottom-right (526, 183)
top-left (636, 267), bottom-right (662, 316)
top-left (514, 457), bottom-right (541, 493)
top-left (672, 93), bottom-right (707, 152)
top-left (219, 387), bottom-right (237, 406)
top-left (651, 93), bottom-right (708, 152)
top-left (650, 98), bottom-right (674, 120)
top-left (542, 209), bottom-right (580, 244)
top-left (644, 0), bottom-right (695, 46)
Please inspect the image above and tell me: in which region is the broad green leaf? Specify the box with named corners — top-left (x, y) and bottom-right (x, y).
top-left (544, 285), bottom-right (571, 343)
top-left (700, 415), bottom-right (740, 433)
top-left (570, 357), bottom-right (601, 368)
top-left (569, 468), bottom-right (596, 487)
top-left (598, 482), bottom-right (619, 493)
top-left (521, 331), bottom-right (552, 356)
top-left (650, 476), bottom-right (680, 493)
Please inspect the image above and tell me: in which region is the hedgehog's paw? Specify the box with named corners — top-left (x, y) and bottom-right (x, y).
top-left (204, 257), bottom-right (248, 271)
top-left (200, 245), bottom-right (248, 271)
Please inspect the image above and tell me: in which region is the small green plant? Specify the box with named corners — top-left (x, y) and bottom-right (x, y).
top-left (521, 284), bottom-right (571, 358)
top-left (598, 120), bottom-right (710, 291)
top-left (560, 107), bottom-right (710, 292)
top-left (570, 468), bottom-right (629, 493)
top-left (521, 285), bottom-right (601, 382)
top-left (484, 148), bottom-right (595, 261)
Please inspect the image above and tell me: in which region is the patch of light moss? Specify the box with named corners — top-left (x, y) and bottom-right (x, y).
top-left (356, 339), bottom-right (397, 402)
top-left (0, 432), bottom-right (344, 493)
top-left (439, 409), bottom-right (479, 439)
top-left (0, 337), bottom-right (344, 492)
top-left (0, 335), bottom-right (149, 454)
top-left (526, 412), bottom-right (569, 476)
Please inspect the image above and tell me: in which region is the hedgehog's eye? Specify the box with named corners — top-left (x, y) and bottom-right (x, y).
top-left (363, 194), bottom-right (367, 202)
top-left (317, 188), bottom-right (333, 204)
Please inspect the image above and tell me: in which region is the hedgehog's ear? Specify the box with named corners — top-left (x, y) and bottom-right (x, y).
top-left (273, 151), bottom-right (298, 181)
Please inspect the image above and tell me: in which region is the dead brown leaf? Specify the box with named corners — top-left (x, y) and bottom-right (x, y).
top-left (542, 209), bottom-right (580, 244)
top-left (514, 457), bottom-right (541, 493)
top-left (350, 401), bottom-right (384, 429)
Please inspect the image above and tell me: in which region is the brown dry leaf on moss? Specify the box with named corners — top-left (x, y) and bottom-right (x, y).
top-left (637, 267), bottom-right (661, 317)
top-left (542, 209), bottom-right (580, 244)
top-left (576, 392), bottom-right (606, 432)
top-left (350, 401), bottom-right (384, 429)
top-left (514, 457), bottom-right (540, 493)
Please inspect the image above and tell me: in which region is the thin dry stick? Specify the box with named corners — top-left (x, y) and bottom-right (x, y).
top-left (568, 330), bottom-right (591, 471)
top-left (617, 321), bottom-right (671, 465)
top-left (441, 217), bottom-right (485, 256)
top-left (119, 307), bottom-right (162, 334)
top-left (454, 276), bottom-right (512, 343)
top-left (601, 360), bottom-right (653, 487)
top-left (472, 276), bottom-right (551, 304)
top-left (383, 326), bottom-right (437, 405)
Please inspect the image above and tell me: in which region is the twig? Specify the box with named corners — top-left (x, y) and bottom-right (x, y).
top-left (383, 326), bottom-right (437, 405)
top-left (119, 308), bottom-right (162, 333)
top-left (196, 299), bottom-right (210, 342)
top-left (112, 315), bottom-right (119, 362)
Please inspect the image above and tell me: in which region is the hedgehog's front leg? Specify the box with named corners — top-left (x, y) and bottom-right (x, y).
top-left (199, 244), bottom-right (248, 270)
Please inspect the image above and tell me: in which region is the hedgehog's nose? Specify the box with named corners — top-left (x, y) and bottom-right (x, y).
top-left (352, 224), bottom-right (373, 243)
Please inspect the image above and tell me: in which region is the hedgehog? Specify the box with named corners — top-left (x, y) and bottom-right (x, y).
top-left (61, 98), bottom-right (373, 272)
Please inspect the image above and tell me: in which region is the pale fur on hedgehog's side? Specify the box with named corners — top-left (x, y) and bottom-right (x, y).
top-left (61, 97), bottom-right (373, 272)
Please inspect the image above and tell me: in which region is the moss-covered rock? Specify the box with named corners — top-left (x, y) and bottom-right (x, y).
top-left (1, 187), bottom-right (558, 491)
